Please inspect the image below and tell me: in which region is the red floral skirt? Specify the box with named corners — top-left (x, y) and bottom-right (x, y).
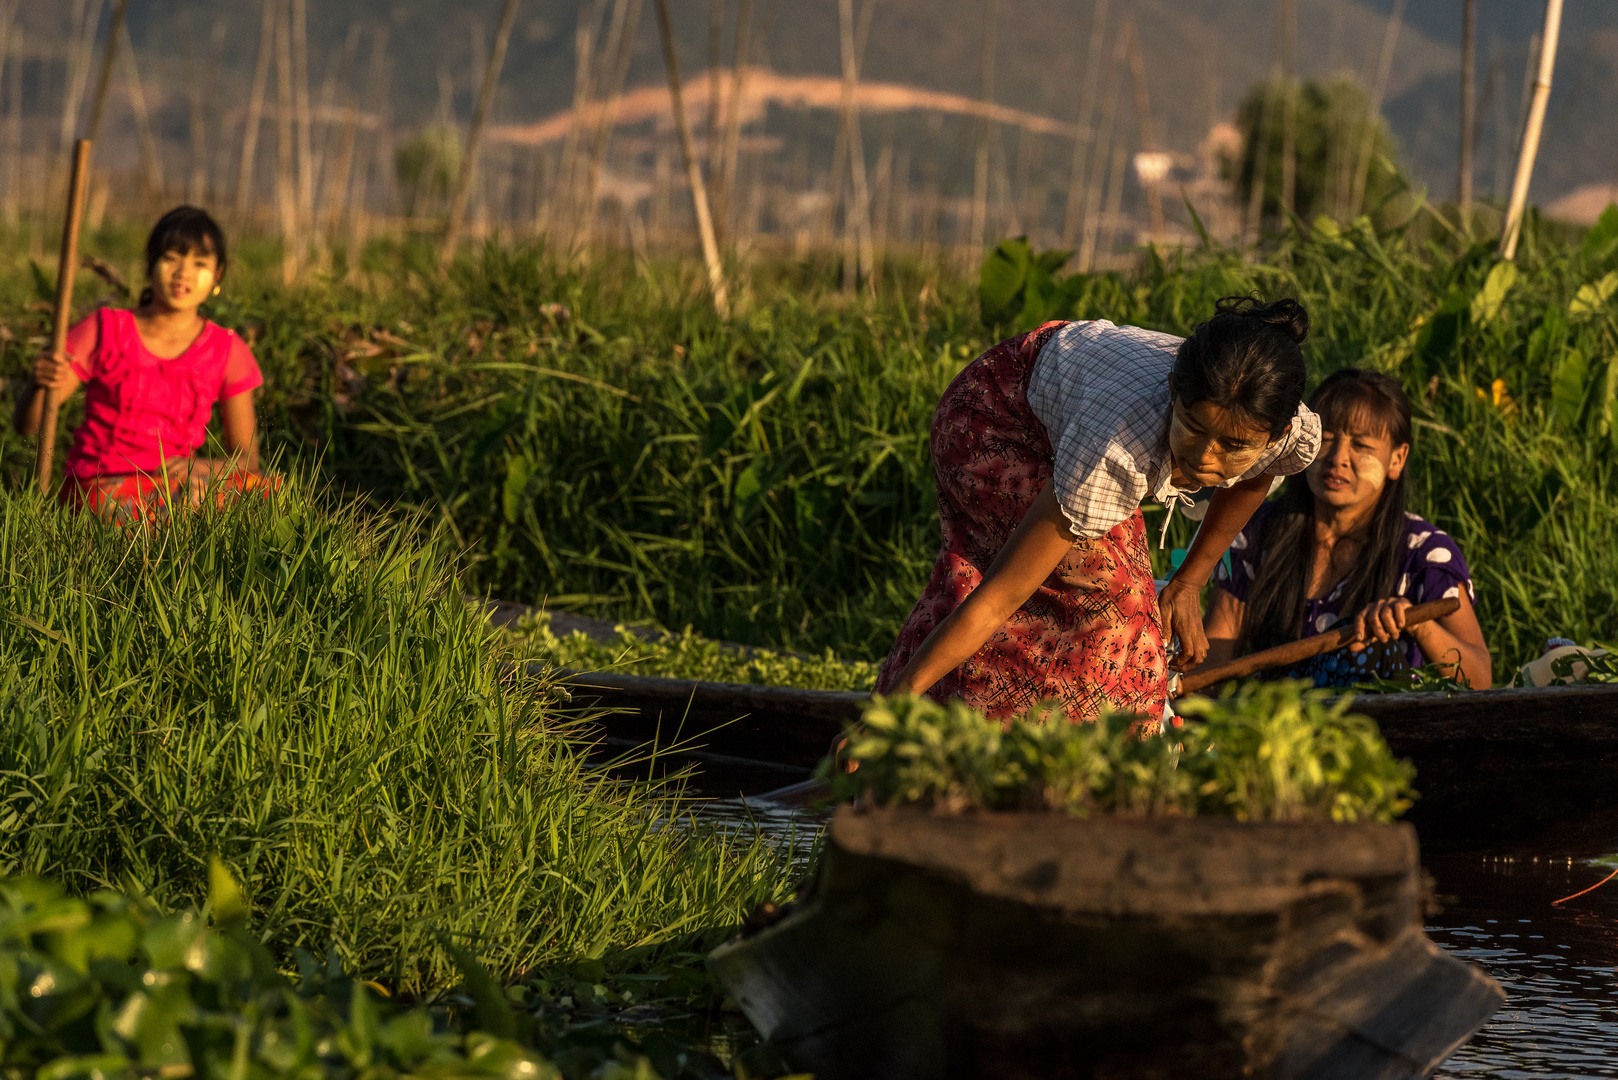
top-left (875, 323), bottom-right (1168, 723)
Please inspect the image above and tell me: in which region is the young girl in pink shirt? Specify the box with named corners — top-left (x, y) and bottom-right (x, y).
top-left (15, 206), bottom-right (266, 521)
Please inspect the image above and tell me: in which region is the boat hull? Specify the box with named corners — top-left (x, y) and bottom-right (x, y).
top-left (709, 808), bottom-right (1504, 1080)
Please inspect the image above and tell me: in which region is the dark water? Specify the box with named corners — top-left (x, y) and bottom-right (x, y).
top-left (696, 798), bottom-right (1618, 1077)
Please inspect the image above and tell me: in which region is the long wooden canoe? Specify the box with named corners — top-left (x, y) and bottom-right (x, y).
top-left (556, 666), bottom-right (1618, 849)
top-left (709, 807), bottom-right (1503, 1079)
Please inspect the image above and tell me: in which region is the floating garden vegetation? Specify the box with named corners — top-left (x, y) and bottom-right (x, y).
top-left (831, 682), bottom-right (1415, 824)
top-left (0, 484), bottom-right (787, 997)
top-left (8, 212), bottom-right (1618, 672)
top-left (507, 612), bottom-right (878, 691)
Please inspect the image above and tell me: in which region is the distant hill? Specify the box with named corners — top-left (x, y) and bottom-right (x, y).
top-left (14, 0), bottom-right (1616, 224)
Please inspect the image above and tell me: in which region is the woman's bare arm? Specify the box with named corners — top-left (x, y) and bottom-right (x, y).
top-left (218, 390), bottom-right (259, 470)
top-left (883, 480), bottom-right (1076, 697)
top-left (1200, 587), bottom-right (1244, 669)
top-left (1355, 591), bottom-right (1493, 689)
top-left (1158, 473), bottom-right (1271, 669)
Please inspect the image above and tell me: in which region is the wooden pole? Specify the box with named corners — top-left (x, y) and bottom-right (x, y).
top-left (441, 0), bottom-right (521, 268)
top-left (37, 140), bottom-right (93, 495)
top-left (1456, 0), bottom-right (1475, 217)
top-left (123, 23), bottom-right (163, 203)
top-left (274, 0), bottom-right (298, 281)
top-left (237, 0), bottom-right (279, 222)
top-left (1279, 0), bottom-right (1296, 220)
top-left (1123, 20), bottom-right (1163, 243)
top-left (291, 0), bottom-right (314, 230)
top-left (705, 0), bottom-right (723, 180)
top-left (178, 5), bottom-right (209, 204)
top-left (582, 0), bottom-right (644, 247)
top-left (652, 0), bottom-right (729, 318)
top-left (2, 22), bottom-right (19, 226)
top-left (1077, 26), bottom-right (1126, 270)
top-left (1178, 599), bottom-right (1460, 696)
top-left (969, 0), bottom-right (998, 254)
top-left (1500, 0), bottom-right (1562, 261)
top-left (716, 0), bottom-right (753, 238)
top-left (1062, 0), bottom-right (1108, 249)
top-left (59, 0), bottom-right (99, 151)
top-left (1349, 0), bottom-right (1405, 218)
top-left (83, 0), bottom-right (125, 145)
top-left (837, 0), bottom-right (875, 292)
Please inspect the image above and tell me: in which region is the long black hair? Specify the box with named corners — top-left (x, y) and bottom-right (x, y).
top-left (1174, 295), bottom-right (1310, 437)
top-left (1240, 368), bottom-right (1413, 652)
top-left (138, 206), bottom-right (228, 307)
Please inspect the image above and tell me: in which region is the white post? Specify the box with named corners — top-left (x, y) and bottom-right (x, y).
top-left (1499, 0), bottom-right (1563, 261)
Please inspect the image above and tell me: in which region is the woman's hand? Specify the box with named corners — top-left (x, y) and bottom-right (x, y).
top-left (1157, 578), bottom-right (1208, 670)
top-left (32, 351), bottom-right (76, 394)
top-left (1348, 597), bottom-right (1411, 649)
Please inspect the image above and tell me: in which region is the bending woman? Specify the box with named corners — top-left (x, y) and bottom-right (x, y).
top-left (877, 297), bottom-right (1322, 723)
top-left (1201, 368), bottom-right (1491, 688)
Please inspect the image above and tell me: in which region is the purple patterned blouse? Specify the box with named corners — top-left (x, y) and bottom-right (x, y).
top-left (1213, 503), bottom-right (1475, 687)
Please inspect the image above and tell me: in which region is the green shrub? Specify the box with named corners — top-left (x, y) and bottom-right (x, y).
top-left (831, 681), bottom-right (1415, 824)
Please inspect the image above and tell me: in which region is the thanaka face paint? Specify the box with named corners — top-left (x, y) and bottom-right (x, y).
top-left (1305, 423), bottom-right (1408, 512)
top-left (149, 247), bottom-right (219, 315)
top-left (1165, 396), bottom-right (1278, 490)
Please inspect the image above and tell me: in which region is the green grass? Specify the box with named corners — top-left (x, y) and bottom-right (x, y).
top-left (6, 207), bottom-right (1618, 673)
top-left (0, 480), bottom-right (786, 998)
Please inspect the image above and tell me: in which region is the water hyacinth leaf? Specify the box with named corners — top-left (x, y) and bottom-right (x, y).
top-left (1568, 271), bottom-right (1618, 322)
top-left (1469, 262), bottom-right (1517, 327)
top-left (1581, 203), bottom-right (1618, 263)
top-left (980, 236), bottom-right (1033, 327)
top-left (502, 455), bottom-right (532, 525)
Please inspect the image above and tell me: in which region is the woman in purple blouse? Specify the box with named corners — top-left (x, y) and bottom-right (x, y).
top-left (1200, 369), bottom-right (1492, 688)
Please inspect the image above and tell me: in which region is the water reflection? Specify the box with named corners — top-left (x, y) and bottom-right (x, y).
top-left (689, 798), bottom-right (1618, 1074)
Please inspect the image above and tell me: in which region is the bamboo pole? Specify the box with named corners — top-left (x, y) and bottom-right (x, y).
top-left (705, 0), bottom-right (723, 179)
top-left (837, 0), bottom-right (875, 292)
top-left (123, 24), bottom-right (163, 202)
top-left (59, 0), bottom-right (99, 151)
top-left (235, 0), bottom-right (278, 222)
top-left (715, 0), bottom-right (753, 238)
top-left (178, 5), bottom-right (209, 203)
top-left (1456, 0), bottom-right (1475, 217)
top-left (1245, 65), bottom-right (1278, 240)
top-left (550, 3), bottom-right (598, 238)
top-left (582, 0), bottom-right (644, 246)
top-left (652, 0), bottom-right (729, 318)
top-left (1077, 26), bottom-right (1127, 270)
top-left (969, 0), bottom-right (998, 254)
top-left (1062, 0), bottom-right (1108, 248)
top-left (441, 0), bottom-right (520, 268)
top-left (2, 22), bottom-right (19, 225)
top-left (83, 0), bottom-right (125, 145)
top-left (274, 0), bottom-right (299, 281)
top-left (291, 0), bottom-right (314, 229)
top-left (1500, 0), bottom-right (1563, 261)
top-left (1348, 0), bottom-right (1405, 218)
top-left (1279, 0), bottom-right (1296, 220)
top-left (37, 140), bottom-right (92, 495)
top-left (1123, 21), bottom-right (1163, 243)
top-left (1095, 143), bottom-right (1126, 266)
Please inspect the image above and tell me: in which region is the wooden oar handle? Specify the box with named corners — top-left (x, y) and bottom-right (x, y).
top-left (37, 139), bottom-right (93, 495)
top-left (1176, 596), bottom-right (1462, 697)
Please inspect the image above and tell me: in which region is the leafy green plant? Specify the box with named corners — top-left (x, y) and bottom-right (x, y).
top-left (979, 236), bottom-right (1087, 331)
top-left (0, 483), bottom-right (786, 996)
top-left (831, 682), bottom-right (1414, 824)
top-left (507, 613), bottom-right (878, 691)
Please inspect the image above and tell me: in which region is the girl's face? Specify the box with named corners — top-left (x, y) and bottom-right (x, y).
top-left (1305, 420), bottom-right (1408, 513)
top-left (1166, 396), bottom-right (1277, 489)
top-left (149, 245), bottom-right (219, 314)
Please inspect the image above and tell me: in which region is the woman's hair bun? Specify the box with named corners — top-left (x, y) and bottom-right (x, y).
top-left (1213, 295), bottom-right (1309, 345)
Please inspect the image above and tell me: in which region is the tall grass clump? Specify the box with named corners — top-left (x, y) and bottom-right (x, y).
top-left (0, 481), bottom-right (785, 995)
top-left (832, 685), bottom-right (1414, 824)
top-left (8, 209), bottom-right (1618, 669)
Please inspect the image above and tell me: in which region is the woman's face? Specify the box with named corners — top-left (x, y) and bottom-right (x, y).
top-left (1305, 419), bottom-right (1409, 513)
top-left (1166, 396), bottom-right (1277, 489)
top-left (149, 245), bottom-right (219, 314)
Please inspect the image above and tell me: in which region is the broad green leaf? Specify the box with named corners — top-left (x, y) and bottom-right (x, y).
top-left (1568, 270), bottom-right (1618, 322)
top-left (207, 857), bottom-right (248, 932)
top-left (501, 455), bottom-right (531, 525)
top-left (979, 236), bottom-right (1032, 327)
top-left (1469, 261), bottom-right (1517, 326)
top-left (1551, 349), bottom-right (1591, 429)
top-left (1582, 203), bottom-right (1618, 262)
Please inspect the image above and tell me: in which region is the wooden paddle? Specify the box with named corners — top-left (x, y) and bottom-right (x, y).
top-left (1175, 596), bottom-right (1462, 697)
top-left (748, 596), bottom-right (1463, 807)
top-left (36, 139), bottom-right (93, 495)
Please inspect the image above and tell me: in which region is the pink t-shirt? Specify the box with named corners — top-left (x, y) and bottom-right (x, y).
top-left (63, 307), bottom-right (263, 479)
